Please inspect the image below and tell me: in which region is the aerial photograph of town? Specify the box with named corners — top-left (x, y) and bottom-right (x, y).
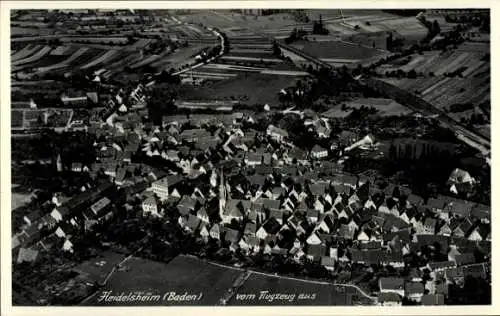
top-left (9, 8), bottom-right (491, 307)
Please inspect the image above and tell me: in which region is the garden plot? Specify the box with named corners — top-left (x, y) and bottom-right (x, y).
top-left (456, 42), bottom-right (490, 53)
top-left (128, 38), bottom-right (154, 50)
top-left (432, 52), bottom-right (474, 76)
top-left (60, 37), bottom-right (128, 45)
top-left (49, 45), bottom-right (77, 56)
top-left (230, 48), bottom-right (272, 54)
top-left (12, 46), bottom-right (52, 67)
top-left (180, 71), bottom-right (236, 80)
top-left (462, 61), bottom-right (487, 77)
top-left (11, 45), bottom-right (41, 63)
top-left (201, 63), bottom-right (265, 72)
top-left (220, 55), bottom-right (282, 63)
top-left (130, 54), bottom-right (164, 70)
top-left (34, 48), bottom-right (91, 74)
top-left (80, 49), bottom-right (120, 70)
top-left (106, 53), bottom-right (143, 73)
top-left (150, 44), bottom-right (208, 72)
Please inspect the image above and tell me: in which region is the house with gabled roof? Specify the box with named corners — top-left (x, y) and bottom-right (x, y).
top-left (453, 252), bottom-right (476, 266)
top-left (285, 147), bottom-right (309, 165)
top-left (295, 220), bottom-right (310, 237)
top-left (140, 195), bottom-right (158, 217)
top-left (468, 224), bottom-right (489, 241)
top-left (17, 247), bottom-right (39, 264)
top-left (427, 261), bottom-right (456, 273)
top-left (23, 210), bottom-right (42, 227)
top-left (421, 294), bottom-right (445, 305)
top-left (244, 222), bottom-right (257, 237)
top-left (246, 236), bottom-right (261, 253)
top-left (426, 197), bottom-right (446, 213)
top-left (309, 182), bottom-right (327, 197)
top-left (470, 203), bottom-right (490, 223)
top-left (310, 144), bottom-right (328, 159)
top-left (379, 277), bottom-right (405, 297)
top-left (196, 207), bottom-right (210, 224)
top-left (256, 217), bottom-right (281, 240)
top-left (337, 205), bottom-right (353, 221)
top-left (245, 152), bottom-right (263, 166)
top-left (306, 209), bottom-right (320, 224)
top-left (315, 213), bottom-right (335, 234)
top-left (339, 224), bottom-right (356, 240)
top-left (321, 256), bottom-right (336, 271)
top-left (222, 199), bottom-right (246, 224)
top-left (185, 214), bottom-right (201, 233)
top-left (200, 224), bottom-right (210, 242)
top-left (423, 217), bottom-right (437, 234)
top-left (269, 208), bottom-right (285, 224)
top-left (404, 282), bottom-right (424, 302)
top-left (438, 222), bottom-right (452, 236)
top-left (306, 231), bottom-right (322, 245)
top-left (378, 292), bottom-right (402, 306)
top-left (266, 125), bottom-right (288, 142)
top-left (445, 200), bottom-right (473, 218)
top-left (260, 198), bottom-right (280, 212)
top-left (453, 217), bottom-right (474, 238)
top-left (223, 227), bottom-right (241, 249)
top-left (305, 244), bottom-right (326, 262)
top-left (177, 195), bottom-right (197, 216)
top-left (209, 223), bottom-right (221, 240)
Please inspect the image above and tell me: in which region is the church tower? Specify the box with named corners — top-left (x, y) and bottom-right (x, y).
top-left (56, 153), bottom-right (63, 172)
top-left (219, 168), bottom-right (226, 218)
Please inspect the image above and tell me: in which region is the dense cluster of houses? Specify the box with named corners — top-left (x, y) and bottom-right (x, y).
top-left (12, 95), bottom-right (491, 305)
top-left (12, 182), bottom-right (116, 263)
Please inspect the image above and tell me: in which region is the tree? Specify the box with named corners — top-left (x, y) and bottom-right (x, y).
top-left (146, 84), bottom-right (178, 125)
top-left (432, 20), bottom-right (441, 34)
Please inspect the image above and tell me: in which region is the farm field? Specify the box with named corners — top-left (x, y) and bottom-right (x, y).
top-left (11, 191), bottom-right (35, 211)
top-left (290, 40), bottom-right (388, 62)
top-left (83, 254), bottom-right (242, 306)
top-left (12, 45), bottom-right (50, 65)
top-left (230, 272), bottom-right (364, 305)
top-left (380, 76), bottom-right (490, 111)
top-left (150, 44), bottom-right (209, 72)
top-left (186, 62), bottom-right (308, 81)
top-left (345, 98), bottom-right (412, 116)
top-left (11, 44), bottom-right (43, 62)
top-left (177, 73), bottom-right (305, 105)
top-left (377, 50), bottom-right (488, 76)
top-left (73, 251), bottom-right (126, 284)
top-left (80, 49), bottom-right (120, 70)
top-left (34, 48), bottom-right (92, 74)
top-left (60, 37), bottom-right (128, 45)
